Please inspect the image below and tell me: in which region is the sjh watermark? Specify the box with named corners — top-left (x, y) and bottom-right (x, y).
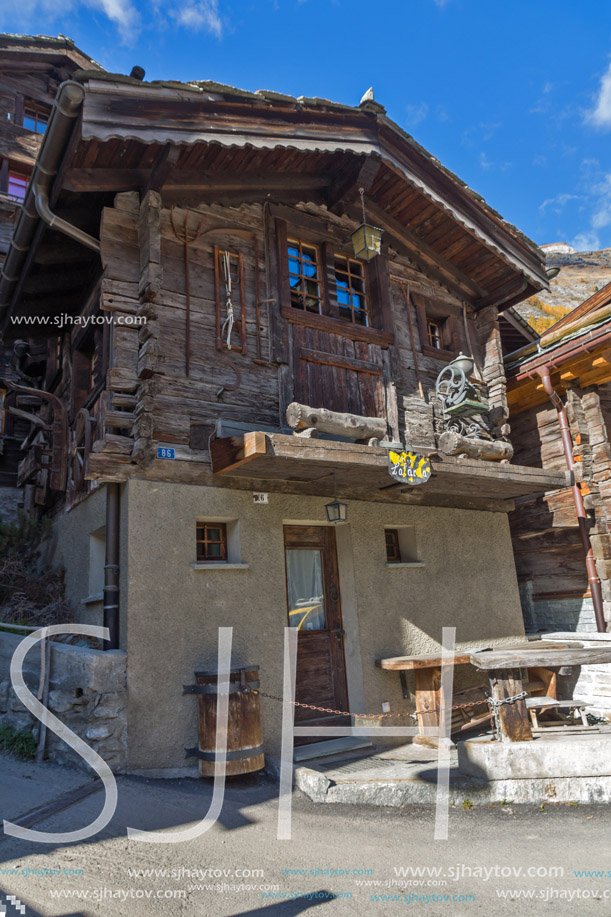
top-left (5, 624), bottom-right (456, 846)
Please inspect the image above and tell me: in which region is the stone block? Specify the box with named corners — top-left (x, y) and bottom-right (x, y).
top-left (458, 734), bottom-right (611, 781)
top-left (86, 725), bottom-right (111, 740)
top-left (92, 704), bottom-right (123, 719)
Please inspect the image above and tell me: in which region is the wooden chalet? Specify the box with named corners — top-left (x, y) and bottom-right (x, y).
top-left (0, 34), bottom-right (101, 491)
top-left (507, 282), bottom-right (611, 635)
top-left (0, 51), bottom-right (568, 769)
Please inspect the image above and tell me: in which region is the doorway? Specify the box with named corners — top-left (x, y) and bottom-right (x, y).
top-left (284, 525), bottom-right (349, 743)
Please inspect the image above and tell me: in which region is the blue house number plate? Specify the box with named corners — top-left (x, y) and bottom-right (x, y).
top-left (157, 447), bottom-right (175, 460)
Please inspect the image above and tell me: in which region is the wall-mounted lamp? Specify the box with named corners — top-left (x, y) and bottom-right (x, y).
top-left (325, 473), bottom-right (348, 524)
top-left (351, 187), bottom-right (383, 261)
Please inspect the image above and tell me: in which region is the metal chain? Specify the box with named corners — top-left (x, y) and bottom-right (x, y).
top-left (247, 688), bottom-right (518, 720)
top-left (486, 691), bottom-right (527, 709)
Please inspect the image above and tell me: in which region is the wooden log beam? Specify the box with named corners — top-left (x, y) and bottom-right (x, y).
top-left (438, 431), bottom-right (514, 461)
top-left (63, 168), bottom-right (331, 194)
top-left (286, 401), bottom-right (387, 441)
top-left (327, 153), bottom-right (381, 213)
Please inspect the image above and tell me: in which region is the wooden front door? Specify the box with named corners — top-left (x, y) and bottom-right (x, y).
top-left (284, 525), bottom-right (349, 742)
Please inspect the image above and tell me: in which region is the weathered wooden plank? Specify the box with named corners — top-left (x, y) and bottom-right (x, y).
top-left (470, 647), bottom-right (611, 670)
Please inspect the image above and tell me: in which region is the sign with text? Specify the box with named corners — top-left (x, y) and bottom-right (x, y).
top-left (388, 450), bottom-right (431, 486)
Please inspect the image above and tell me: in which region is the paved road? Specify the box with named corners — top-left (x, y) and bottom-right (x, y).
top-left (0, 753), bottom-right (610, 916)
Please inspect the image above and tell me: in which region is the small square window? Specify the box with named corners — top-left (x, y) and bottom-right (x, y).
top-left (23, 108), bottom-right (47, 134)
top-left (385, 529), bottom-right (402, 563)
top-left (384, 526), bottom-right (420, 565)
top-left (287, 240), bottom-right (322, 314)
top-left (197, 522), bottom-right (228, 562)
top-left (427, 320), bottom-right (442, 350)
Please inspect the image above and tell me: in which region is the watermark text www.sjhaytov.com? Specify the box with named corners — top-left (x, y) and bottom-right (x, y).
top-left (10, 313), bottom-right (146, 329)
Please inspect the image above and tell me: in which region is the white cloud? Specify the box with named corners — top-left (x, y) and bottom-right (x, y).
top-left (571, 231), bottom-right (600, 252)
top-left (0, 0), bottom-right (139, 40)
top-left (0, 0), bottom-right (223, 41)
top-left (173, 0), bottom-right (222, 36)
top-left (587, 60), bottom-right (611, 128)
top-left (85, 0), bottom-right (139, 38)
top-left (405, 102), bottom-right (429, 127)
top-left (539, 192), bottom-right (583, 215)
top-left (478, 151), bottom-right (512, 173)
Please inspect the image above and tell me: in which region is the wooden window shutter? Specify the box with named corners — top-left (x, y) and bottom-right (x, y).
top-left (411, 292), bottom-right (428, 349)
top-left (14, 94), bottom-right (23, 126)
top-left (366, 256), bottom-right (393, 333)
top-left (275, 218), bottom-right (291, 309)
top-left (442, 314), bottom-right (461, 353)
top-left (321, 241), bottom-right (339, 318)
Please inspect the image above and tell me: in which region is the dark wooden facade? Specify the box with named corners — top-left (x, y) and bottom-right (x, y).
top-left (0, 34), bottom-right (100, 489)
top-left (507, 283), bottom-right (611, 632)
top-left (0, 60), bottom-right (567, 518)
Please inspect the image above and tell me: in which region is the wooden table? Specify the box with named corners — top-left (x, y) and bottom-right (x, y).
top-left (376, 641), bottom-right (611, 743)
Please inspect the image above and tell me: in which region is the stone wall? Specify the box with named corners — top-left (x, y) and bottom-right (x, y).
top-left (0, 630), bottom-right (127, 771)
top-left (519, 582), bottom-right (598, 634)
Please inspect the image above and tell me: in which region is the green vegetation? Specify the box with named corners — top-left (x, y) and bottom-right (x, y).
top-left (0, 722), bottom-right (36, 760)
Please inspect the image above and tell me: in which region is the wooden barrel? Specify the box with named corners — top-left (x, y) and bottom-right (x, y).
top-left (191, 666), bottom-right (264, 777)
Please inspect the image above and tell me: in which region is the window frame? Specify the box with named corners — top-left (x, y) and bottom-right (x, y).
top-left (412, 293), bottom-right (461, 362)
top-left (385, 528), bottom-right (402, 564)
top-left (287, 238), bottom-right (324, 316)
top-left (196, 521), bottom-right (228, 563)
top-left (334, 254), bottom-right (369, 327)
top-left (23, 106), bottom-right (48, 135)
top-left (275, 216), bottom-right (394, 347)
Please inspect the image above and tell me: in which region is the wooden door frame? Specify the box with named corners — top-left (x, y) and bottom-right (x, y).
top-left (283, 524), bottom-right (350, 724)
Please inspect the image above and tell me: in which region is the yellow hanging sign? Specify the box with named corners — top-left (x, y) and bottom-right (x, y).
top-left (388, 450), bottom-right (432, 486)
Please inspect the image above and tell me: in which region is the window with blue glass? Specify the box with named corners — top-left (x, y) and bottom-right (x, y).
top-left (22, 106), bottom-right (48, 135)
top-left (288, 240), bottom-right (322, 314)
top-left (335, 256), bottom-right (368, 326)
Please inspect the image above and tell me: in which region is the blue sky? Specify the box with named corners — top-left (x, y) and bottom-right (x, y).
top-left (2, 0), bottom-right (611, 251)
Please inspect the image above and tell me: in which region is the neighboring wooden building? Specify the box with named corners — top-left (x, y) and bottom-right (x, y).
top-left (0, 56), bottom-right (566, 769)
top-left (507, 283), bottom-right (611, 634)
top-left (0, 34), bottom-right (100, 492)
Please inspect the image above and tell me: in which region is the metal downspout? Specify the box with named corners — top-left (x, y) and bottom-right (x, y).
top-left (537, 366), bottom-right (606, 632)
top-left (0, 80), bottom-right (100, 315)
top-left (104, 483), bottom-right (121, 650)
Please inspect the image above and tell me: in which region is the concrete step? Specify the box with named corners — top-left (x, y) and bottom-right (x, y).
top-left (295, 735), bottom-right (611, 806)
top-left (293, 737), bottom-right (372, 763)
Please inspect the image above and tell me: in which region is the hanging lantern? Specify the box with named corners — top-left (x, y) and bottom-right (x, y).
top-left (351, 187), bottom-right (383, 261)
top-left (325, 473), bottom-right (348, 524)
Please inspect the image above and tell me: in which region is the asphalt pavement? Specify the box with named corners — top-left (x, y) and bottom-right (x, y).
top-left (0, 752), bottom-right (610, 916)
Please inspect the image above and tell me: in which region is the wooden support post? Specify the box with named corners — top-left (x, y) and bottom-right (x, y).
top-left (413, 666), bottom-right (441, 749)
top-left (488, 667), bottom-right (532, 742)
